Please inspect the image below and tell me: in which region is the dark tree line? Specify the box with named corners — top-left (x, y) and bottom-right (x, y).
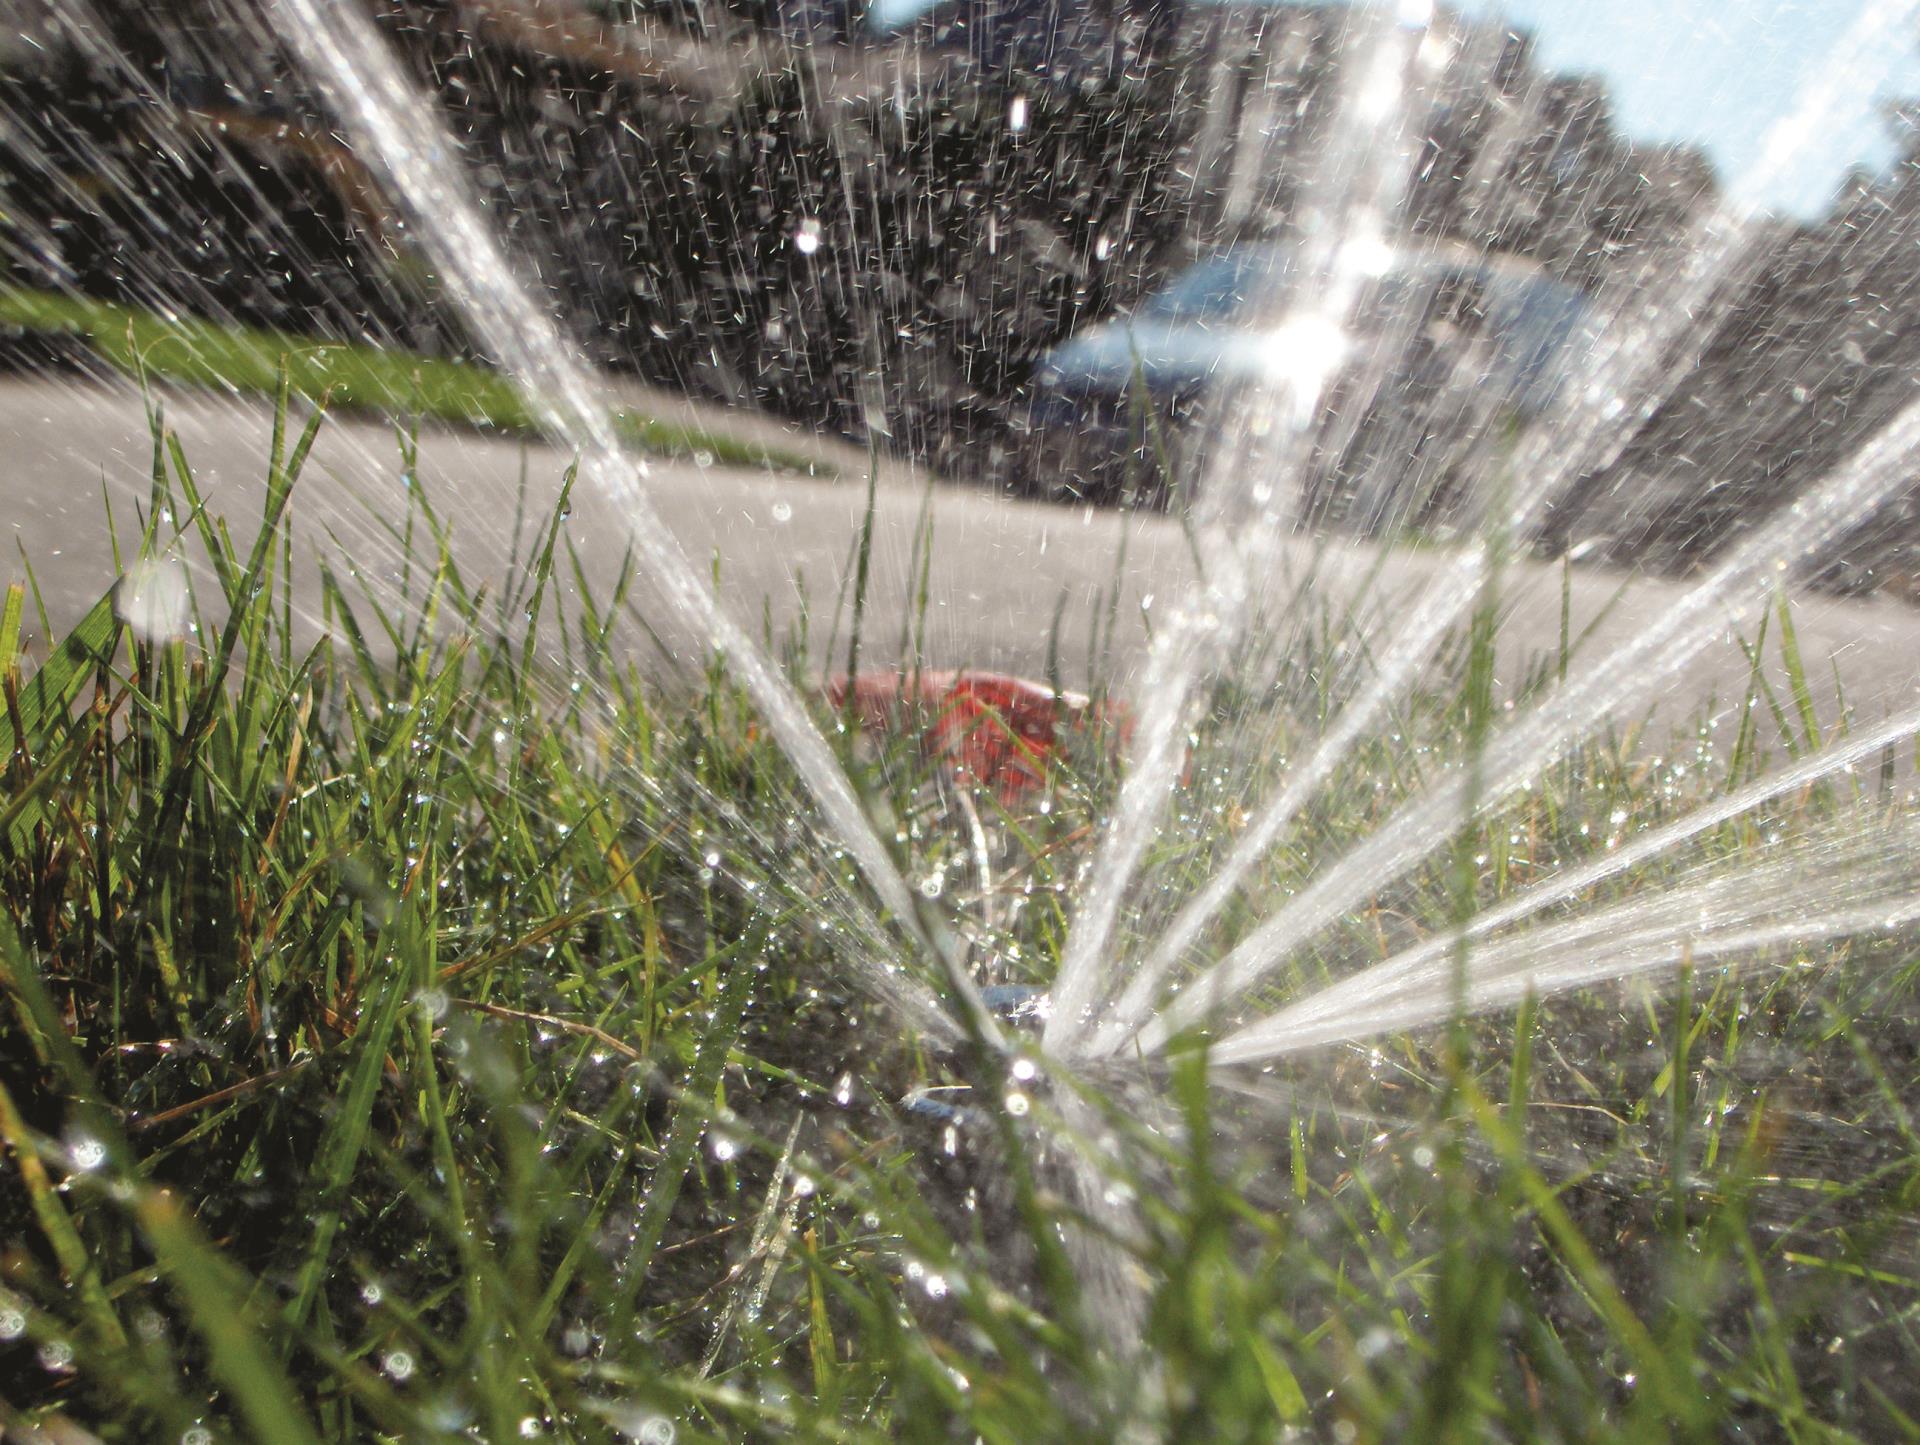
top-left (5, 0), bottom-right (1734, 516)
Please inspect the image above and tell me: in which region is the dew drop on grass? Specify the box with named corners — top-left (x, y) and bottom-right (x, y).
top-left (65, 1131), bottom-right (106, 1173)
top-left (606, 1407), bottom-right (677, 1444)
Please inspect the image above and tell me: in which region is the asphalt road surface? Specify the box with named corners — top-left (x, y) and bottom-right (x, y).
top-left (5, 375), bottom-right (1919, 740)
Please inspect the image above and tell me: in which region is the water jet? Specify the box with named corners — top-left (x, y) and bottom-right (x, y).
top-left (6, 0), bottom-right (1920, 1433)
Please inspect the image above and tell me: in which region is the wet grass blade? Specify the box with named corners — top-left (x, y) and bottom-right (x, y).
top-left (843, 451), bottom-right (880, 713)
top-left (607, 915), bottom-right (774, 1337)
top-left (280, 923), bottom-right (415, 1336)
top-left (0, 590), bottom-right (120, 762)
top-left (1775, 588), bottom-right (1823, 753)
top-left (135, 1190), bottom-right (325, 1445)
top-left (0, 1076), bottom-right (126, 1350)
top-left (0, 582), bottom-right (22, 673)
top-left (0, 914), bottom-right (319, 1441)
top-left (1, 590), bottom-right (120, 850)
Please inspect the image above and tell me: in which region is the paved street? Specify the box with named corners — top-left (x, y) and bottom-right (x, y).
top-left (5, 374), bottom-right (1919, 737)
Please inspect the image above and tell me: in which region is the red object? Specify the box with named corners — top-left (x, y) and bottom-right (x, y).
top-left (826, 669), bottom-right (1129, 801)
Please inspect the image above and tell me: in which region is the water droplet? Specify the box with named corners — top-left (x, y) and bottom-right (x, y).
top-left (608, 1409), bottom-right (676, 1445)
top-left (66, 1131), bottom-right (107, 1173)
top-left (115, 557), bottom-right (191, 642)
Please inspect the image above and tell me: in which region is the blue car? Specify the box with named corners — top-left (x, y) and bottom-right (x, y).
top-left (1024, 242), bottom-right (1592, 531)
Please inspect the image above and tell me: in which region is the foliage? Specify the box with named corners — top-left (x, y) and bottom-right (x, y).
top-left (2, 389), bottom-right (1919, 1441)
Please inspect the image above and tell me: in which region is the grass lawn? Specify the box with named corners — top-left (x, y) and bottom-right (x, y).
top-left (0, 286), bottom-right (830, 477)
top-left (2, 382), bottom-right (1918, 1441)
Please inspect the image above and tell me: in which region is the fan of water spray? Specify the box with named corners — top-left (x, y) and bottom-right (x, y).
top-left (6, 0), bottom-right (1920, 1424)
top-left (6, 0), bottom-right (1912, 1042)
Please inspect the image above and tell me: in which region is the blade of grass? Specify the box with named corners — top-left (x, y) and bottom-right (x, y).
top-left (1774, 588), bottom-right (1823, 753)
top-left (606, 913), bottom-right (775, 1337)
top-left (0, 590), bottom-right (121, 762)
top-left (0, 582), bottom-right (22, 672)
top-left (0, 1076), bottom-right (127, 1349)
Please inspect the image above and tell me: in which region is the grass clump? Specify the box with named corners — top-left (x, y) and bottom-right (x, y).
top-left (2, 383), bottom-right (1919, 1441)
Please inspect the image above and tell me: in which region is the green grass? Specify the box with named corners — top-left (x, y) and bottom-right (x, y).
top-left (2, 381), bottom-right (1919, 1441)
top-left (0, 285), bottom-right (831, 477)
